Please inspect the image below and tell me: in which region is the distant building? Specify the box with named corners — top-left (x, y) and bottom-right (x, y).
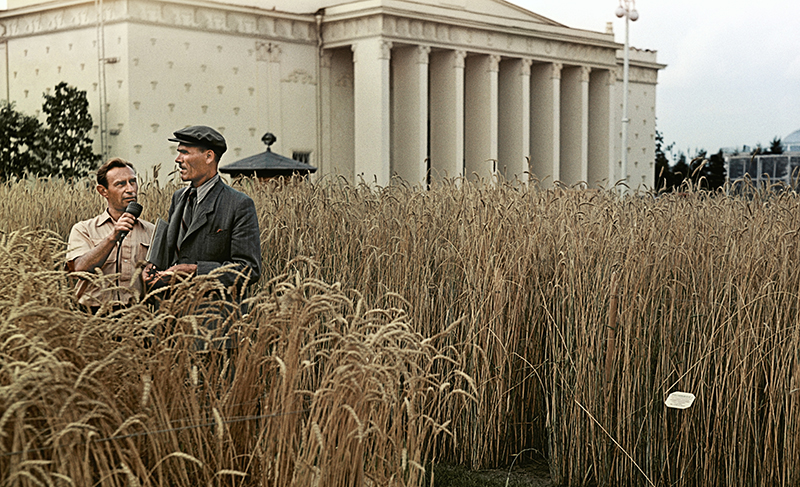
top-left (725, 128), bottom-right (800, 186)
top-left (0, 0), bottom-right (665, 188)
top-left (785, 128), bottom-right (800, 153)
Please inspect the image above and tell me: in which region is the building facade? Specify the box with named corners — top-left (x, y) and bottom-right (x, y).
top-left (785, 129), bottom-right (800, 153)
top-left (726, 128), bottom-right (800, 187)
top-left (0, 0), bottom-right (664, 188)
top-left (726, 153), bottom-right (800, 188)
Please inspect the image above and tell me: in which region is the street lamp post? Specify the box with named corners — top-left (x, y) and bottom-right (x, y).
top-left (616, 0), bottom-right (638, 192)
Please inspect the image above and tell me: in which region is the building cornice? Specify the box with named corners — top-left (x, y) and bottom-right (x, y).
top-left (616, 48), bottom-right (666, 72)
top-left (0, 0), bottom-right (316, 43)
top-left (322, 12), bottom-right (621, 69)
top-left (624, 59), bottom-right (667, 72)
top-left (323, 3), bottom-right (618, 48)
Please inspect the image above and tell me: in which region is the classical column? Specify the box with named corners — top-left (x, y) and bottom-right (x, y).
top-left (559, 66), bottom-right (590, 186)
top-left (465, 54), bottom-right (500, 181)
top-left (391, 45), bottom-right (430, 186)
top-left (588, 69), bottom-right (615, 188)
top-left (318, 51), bottom-right (332, 177)
top-left (530, 62), bottom-right (561, 185)
top-left (580, 66), bottom-right (591, 185)
top-left (429, 49), bottom-right (466, 181)
top-left (499, 58), bottom-right (532, 183)
top-left (328, 48), bottom-right (355, 180)
top-left (352, 38), bottom-right (392, 186)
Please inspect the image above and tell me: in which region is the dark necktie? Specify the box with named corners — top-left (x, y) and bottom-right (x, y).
top-left (177, 187), bottom-right (196, 253)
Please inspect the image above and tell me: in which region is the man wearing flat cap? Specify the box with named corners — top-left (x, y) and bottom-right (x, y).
top-left (146, 125), bottom-right (261, 299)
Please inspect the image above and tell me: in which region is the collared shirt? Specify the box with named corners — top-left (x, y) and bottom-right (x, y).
top-left (193, 173), bottom-right (220, 210)
top-left (66, 210), bottom-right (155, 307)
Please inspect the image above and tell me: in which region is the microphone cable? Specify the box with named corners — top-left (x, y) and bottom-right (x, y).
top-left (115, 240), bottom-right (123, 302)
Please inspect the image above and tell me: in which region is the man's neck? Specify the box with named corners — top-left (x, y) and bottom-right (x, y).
top-left (192, 171), bottom-right (219, 188)
top-left (107, 207), bottom-right (125, 221)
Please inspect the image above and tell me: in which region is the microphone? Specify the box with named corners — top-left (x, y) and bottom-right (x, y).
top-left (117, 201), bottom-right (143, 242)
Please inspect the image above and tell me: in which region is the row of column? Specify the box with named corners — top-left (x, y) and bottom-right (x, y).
top-left (344, 38), bottom-right (617, 188)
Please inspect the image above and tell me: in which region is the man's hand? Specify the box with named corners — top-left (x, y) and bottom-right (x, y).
top-left (71, 212), bottom-right (138, 273)
top-left (144, 263), bottom-right (198, 286)
top-left (114, 212), bottom-right (137, 241)
top-left (165, 263), bottom-right (198, 276)
top-left (143, 263), bottom-right (159, 285)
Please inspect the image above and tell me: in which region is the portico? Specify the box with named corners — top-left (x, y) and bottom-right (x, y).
top-left (317, 2), bottom-right (643, 188)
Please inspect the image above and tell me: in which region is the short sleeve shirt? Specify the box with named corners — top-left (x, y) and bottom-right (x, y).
top-left (66, 211), bottom-right (155, 307)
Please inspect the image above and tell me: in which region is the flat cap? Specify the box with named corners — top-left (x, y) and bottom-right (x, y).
top-left (168, 125), bottom-right (227, 155)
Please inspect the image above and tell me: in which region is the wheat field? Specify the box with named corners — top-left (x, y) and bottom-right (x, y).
top-left (1, 174), bottom-right (799, 486)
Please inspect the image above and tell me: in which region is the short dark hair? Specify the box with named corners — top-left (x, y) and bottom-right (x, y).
top-left (97, 158), bottom-right (136, 188)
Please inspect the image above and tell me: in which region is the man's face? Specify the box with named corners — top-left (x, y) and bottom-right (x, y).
top-left (98, 166), bottom-right (138, 213)
top-left (175, 144), bottom-right (216, 187)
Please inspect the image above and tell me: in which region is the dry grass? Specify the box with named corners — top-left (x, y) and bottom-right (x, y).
top-left (2, 175), bottom-right (800, 486)
top-left (0, 227), bottom-right (461, 486)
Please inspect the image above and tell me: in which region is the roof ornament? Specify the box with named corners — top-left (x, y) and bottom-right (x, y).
top-left (261, 132), bottom-right (277, 152)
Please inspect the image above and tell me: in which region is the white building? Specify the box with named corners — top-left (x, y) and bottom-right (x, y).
top-left (0, 0), bottom-right (665, 188)
top-left (785, 128), bottom-right (800, 153)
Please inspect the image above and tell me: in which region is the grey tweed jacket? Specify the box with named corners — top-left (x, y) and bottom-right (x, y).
top-left (165, 179), bottom-right (262, 294)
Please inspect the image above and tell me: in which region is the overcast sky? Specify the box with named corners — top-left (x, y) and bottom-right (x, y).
top-left (511, 0), bottom-right (800, 157)
top-left (1, 0), bottom-right (797, 157)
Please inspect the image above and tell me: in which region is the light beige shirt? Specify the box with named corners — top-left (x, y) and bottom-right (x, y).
top-left (66, 210), bottom-right (155, 307)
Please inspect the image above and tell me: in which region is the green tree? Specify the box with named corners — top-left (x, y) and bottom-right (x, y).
top-left (671, 153), bottom-right (690, 189)
top-left (41, 82), bottom-right (101, 179)
top-left (656, 147), bottom-right (725, 192)
top-left (704, 150), bottom-right (727, 189)
top-left (768, 136), bottom-right (783, 155)
top-left (0, 101), bottom-right (49, 180)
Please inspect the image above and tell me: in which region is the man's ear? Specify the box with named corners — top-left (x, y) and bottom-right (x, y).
top-left (96, 184), bottom-right (108, 198)
top-left (205, 149), bottom-right (215, 165)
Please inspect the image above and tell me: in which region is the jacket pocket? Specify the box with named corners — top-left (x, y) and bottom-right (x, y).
top-left (204, 230), bottom-right (230, 253)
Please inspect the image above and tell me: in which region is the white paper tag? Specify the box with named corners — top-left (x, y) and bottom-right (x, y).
top-left (665, 391), bottom-right (696, 409)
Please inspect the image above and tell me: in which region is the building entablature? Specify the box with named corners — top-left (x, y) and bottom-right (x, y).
top-left (322, 1), bottom-right (613, 43)
top-left (0, 0), bottom-right (317, 43)
top-left (616, 48), bottom-right (666, 72)
top-left (323, 13), bottom-right (621, 69)
top-left (614, 48), bottom-right (666, 85)
top-left (614, 65), bottom-right (660, 85)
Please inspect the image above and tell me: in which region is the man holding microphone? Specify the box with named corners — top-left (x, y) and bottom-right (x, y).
top-left (66, 158), bottom-right (155, 313)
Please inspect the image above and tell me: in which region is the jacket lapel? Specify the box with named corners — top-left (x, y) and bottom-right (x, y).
top-left (183, 180), bottom-right (223, 243)
top-left (167, 188), bottom-right (188, 262)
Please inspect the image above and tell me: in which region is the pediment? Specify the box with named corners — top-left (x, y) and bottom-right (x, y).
top-left (433, 0), bottom-right (563, 26)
